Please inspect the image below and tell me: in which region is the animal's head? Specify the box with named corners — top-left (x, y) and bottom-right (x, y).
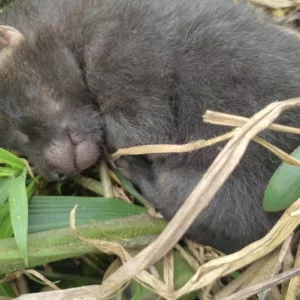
top-left (0, 26), bottom-right (103, 181)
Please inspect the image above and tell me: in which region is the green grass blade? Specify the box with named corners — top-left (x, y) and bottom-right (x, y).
top-left (113, 169), bottom-right (152, 208)
top-left (0, 179), bottom-right (8, 204)
top-left (8, 168), bottom-right (28, 265)
top-left (130, 250), bottom-right (197, 300)
top-left (73, 175), bottom-right (104, 195)
top-left (0, 167), bottom-right (17, 174)
top-left (28, 196), bottom-right (147, 233)
top-left (0, 214), bottom-right (167, 273)
top-left (0, 202), bottom-right (9, 219)
top-left (0, 167), bottom-right (18, 178)
top-left (264, 146), bottom-right (300, 212)
top-left (0, 148), bottom-right (25, 171)
top-left (0, 172), bottom-right (14, 177)
top-left (0, 282), bottom-right (16, 297)
top-left (0, 215), bottom-right (13, 239)
top-left (26, 179), bottom-right (38, 199)
top-left (0, 178), bottom-right (35, 239)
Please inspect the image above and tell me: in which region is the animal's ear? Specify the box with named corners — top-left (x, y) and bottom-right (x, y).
top-left (0, 25), bottom-right (24, 51)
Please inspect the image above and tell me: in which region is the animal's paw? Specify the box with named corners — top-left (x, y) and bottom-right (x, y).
top-left (115, 155), bottom-right (152, 184)
top-left (115, 156), bottom-right (136, 181)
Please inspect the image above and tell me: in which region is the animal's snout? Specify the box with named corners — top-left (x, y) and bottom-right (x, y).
top-left (44, 129), bottom-right (100, 181)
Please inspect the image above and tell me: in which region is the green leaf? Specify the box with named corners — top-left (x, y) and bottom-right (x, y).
top-left (0, 203), bottom-right (10, 219)
top-left (113, 169), bottom-right (152, 208)
top-left (8, 168), bottom-right (28, 265)
top-left (0, 166), bottom-right (17, 173)
top-left (28, 196), bottom-right (147, 233)
top-left (0, 215), bottom-right (13, 239)
top-left (0, 167), bottom-right (17, 177)
top-left (0, 214), bottom-right (166, 274)
top-left (231, 271), bottom-right (241, 279)
top-left (0, 178), bottom-right (35, 240)
top-left (0, 179), bottom-right (8, 204)
top-left (129, 250), bottom-right (197, 300)
top-left (130, 284), bottom-right (142, 300)
top-left (0, 282), bottom-right (16, 297)
top-left (0, 148), bottom-right (25, 171)
top-left (264, 146), bottom-right (300, 212)
top-left (56, 182), bottom-right (63, 195)
top-left (26, 178), bottom-right (38, 199)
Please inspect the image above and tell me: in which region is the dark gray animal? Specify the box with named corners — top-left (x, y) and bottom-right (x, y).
top-left (1, 0), bottom-right (300, 253)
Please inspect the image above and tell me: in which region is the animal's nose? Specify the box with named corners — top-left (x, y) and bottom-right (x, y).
top-left (44, 128), bottom-right (100, 180)
top-left (68, 129), bottom-right (85, 144)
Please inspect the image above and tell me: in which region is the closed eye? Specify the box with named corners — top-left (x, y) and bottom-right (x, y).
top-left (15, 130), bottom-right (29, 144)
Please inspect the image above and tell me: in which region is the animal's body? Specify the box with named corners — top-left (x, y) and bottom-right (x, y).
top-left (1, 0), bottom-right (300, 253)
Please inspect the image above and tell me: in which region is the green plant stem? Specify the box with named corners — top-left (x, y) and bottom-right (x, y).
top-left (113, 169), bottom-right (152, 208)
top-left (0, 214), bottom-right (166, 274)
top-left (38, 271), bottom-right (101, 285)
top-left (73, 176), bottom-right (104, 196)
top-left (99, 161), bottom-right (113, 198)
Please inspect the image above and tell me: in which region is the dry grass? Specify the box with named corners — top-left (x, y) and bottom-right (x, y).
top-left (13, 97), bottom-right (300, 300)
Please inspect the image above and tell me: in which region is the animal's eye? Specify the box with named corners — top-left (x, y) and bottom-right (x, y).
top-left (15, 130), bottom-right (29, 144)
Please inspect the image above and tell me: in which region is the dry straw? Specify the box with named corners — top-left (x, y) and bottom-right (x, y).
top-left (15, 97), bottom-right (300, 300)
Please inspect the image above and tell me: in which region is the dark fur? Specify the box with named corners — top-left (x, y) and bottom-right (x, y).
top-left (1, 0), bottom-right (300, 253)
